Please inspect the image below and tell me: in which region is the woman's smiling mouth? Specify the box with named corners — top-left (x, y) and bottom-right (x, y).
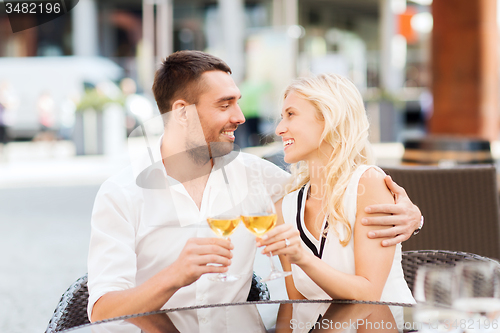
top-left (283, 138), bottom-right (294, 150)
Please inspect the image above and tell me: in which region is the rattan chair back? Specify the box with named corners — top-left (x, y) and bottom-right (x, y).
top-left (45, 272), bottom-right (269, 332)
top-left (402, 250), bottom-right (500, 293)
top-left (383, 165), bottom-right (500, 259)
top-left (45, 274), bottom-right (89, 333)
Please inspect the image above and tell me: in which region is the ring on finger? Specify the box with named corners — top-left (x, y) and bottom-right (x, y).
top-left (284, 238), bottom-right (290, 247)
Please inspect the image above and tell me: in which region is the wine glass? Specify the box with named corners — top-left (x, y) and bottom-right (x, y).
top-left (241, 184), bottom-right (292, 282)
top-left (413, 266), bottom-right (462, 333)
top-left (206, 184), bottom-right (241, 282)
top-left (452, 261), bottom-right (500, 332)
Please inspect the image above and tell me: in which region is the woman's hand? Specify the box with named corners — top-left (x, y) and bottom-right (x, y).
top-left (256, 224), bottom-right (307, 265)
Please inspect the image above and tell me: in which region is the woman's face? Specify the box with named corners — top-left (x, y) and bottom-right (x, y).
top-left (275, 91), bottom-right (327, 164)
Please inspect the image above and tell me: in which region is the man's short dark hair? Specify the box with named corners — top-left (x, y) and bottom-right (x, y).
top-left (152, 50), bottom-right (232, 114)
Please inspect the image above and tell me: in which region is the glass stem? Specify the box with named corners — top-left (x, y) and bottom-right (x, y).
top-left (219, 237), bottom-right (229, 279)
top-left (268, 251), bottom-right (278, 272)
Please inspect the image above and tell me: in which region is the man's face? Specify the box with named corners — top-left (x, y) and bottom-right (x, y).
top-left (194, 70), bottom-right (245, 158)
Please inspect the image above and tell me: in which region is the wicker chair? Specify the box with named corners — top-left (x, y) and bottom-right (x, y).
top-left (45, 272), bottom-right (270, 332)
top-left (401, 250), bottom-right (500, 293)
top-left (383, 165), bottom-right (500, 260)
top-left (45, 274), bottom-right (89, 333)
top-left (46, 251), bottom-right (498, 331)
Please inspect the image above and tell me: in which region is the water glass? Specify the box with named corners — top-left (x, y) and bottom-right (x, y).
top-left (452, 261), bottom-right (500, 332)
top-left (413, 266), bottom-right (462, 333)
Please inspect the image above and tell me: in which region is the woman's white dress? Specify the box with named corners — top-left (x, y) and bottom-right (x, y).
top-left (281, 165), bottom-right (415, 332)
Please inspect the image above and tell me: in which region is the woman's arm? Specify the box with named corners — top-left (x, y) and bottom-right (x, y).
top-left (275, 303), bottom-right (293, 333)
top-left (352, 168), bottom-right (397, 299)
top-left (362, 176), bottom-right (423, 246)
top-left (259, 168), bottom-right (396, 301)
top-left (273, 199), bottom-right (305, 300)
top-left (272, 199), bottom-right (304, 333)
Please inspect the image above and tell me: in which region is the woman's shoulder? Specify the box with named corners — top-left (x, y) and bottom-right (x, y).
top-left (356, 165), bottom-right (393, 204)
top-left (354, 165), bottom-right (386, 179)
top-left (344, 165), bottom-right (390, 208)
top-left (345, 165), bottom-right (385, 193)
top-left (357, 165), bottom-right (386, 186)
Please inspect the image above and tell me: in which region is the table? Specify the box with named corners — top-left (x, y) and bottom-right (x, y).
top-left (61, 299), bottom-right (416, 333)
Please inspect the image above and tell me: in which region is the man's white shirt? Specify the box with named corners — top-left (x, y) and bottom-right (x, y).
top-left (87, 140), bottom-right (290, 332)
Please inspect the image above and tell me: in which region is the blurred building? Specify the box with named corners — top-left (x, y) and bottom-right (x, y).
top-left (0, 0), bottom-right (446, 142)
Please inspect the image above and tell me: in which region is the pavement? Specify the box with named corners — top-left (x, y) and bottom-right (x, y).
top-left (0, 185), bottom-right (98, 333)
top-left (0, 141), bottom-right (130, 189)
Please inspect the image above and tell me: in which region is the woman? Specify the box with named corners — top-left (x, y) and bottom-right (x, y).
top-left (258, 74), bottom-right (414, 330)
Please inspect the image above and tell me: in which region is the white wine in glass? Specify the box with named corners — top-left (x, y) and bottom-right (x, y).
top-left (207, 216), bottom-right (241, 238)
top-left (206, 185), bottom-right (241, 282)
top-left (242, 185), bottom-right (291, 282)
top-left (241, 214), bottom-right (277, 237)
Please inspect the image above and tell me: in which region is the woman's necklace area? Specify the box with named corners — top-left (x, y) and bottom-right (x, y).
top-left (306, 186), bottom-right (330, 241)
top-left (306, 186), bottom-right (324, 201)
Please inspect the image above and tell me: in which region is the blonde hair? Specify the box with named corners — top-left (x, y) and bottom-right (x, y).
top-left (285, 73), bottom-right (374, 246)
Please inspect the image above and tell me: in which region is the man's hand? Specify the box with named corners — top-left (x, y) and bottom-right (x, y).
top-left (168, 237), bottom-right (234, 288)
top-left (91, 237), bottom-right (233, 323)
top-left (361, 175), bottom-right (422, 247)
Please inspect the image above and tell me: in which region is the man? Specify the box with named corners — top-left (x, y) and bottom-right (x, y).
top-left (88, 51), bottom-right (422, 332)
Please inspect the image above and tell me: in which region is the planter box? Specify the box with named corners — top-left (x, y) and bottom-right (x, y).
top-left (73, 109), bottom-right (104, 155)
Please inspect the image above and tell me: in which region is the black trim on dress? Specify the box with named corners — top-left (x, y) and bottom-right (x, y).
top-left (309, 314), bottom-right (323, 333)
top-left (296, 185), bottom-right (329, 259)
top-left (318, 221), bottom-right (328, 258)
top-left (296, 186), bottom-right (320, 258)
